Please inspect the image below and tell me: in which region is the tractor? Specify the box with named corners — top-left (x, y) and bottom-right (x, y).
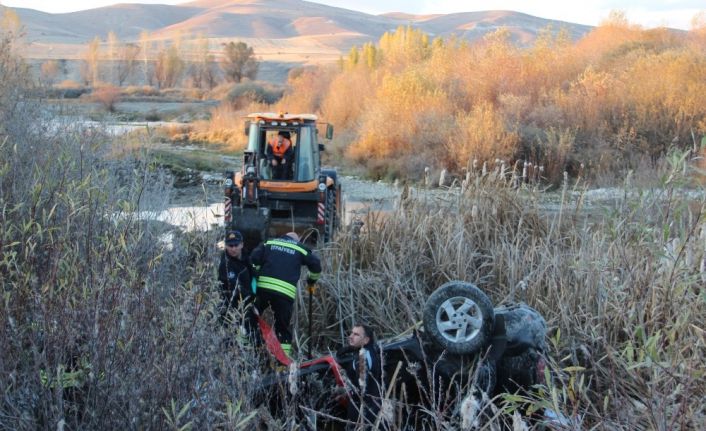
top-left (223, 112), bottom-right (341, 248)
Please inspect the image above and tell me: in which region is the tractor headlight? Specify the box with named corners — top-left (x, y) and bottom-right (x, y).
top-left (317, 182), bottom-right (327, 192)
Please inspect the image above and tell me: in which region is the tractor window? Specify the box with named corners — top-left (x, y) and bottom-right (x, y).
top-left (295, 127), bottom-right (315, 181)
top-left (247, 123), bottom-right (260, 152)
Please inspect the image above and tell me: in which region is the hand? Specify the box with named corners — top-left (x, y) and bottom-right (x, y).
top-left (271, 159), bottom-right (278, 166)
top-left (282, 159), bottom-right (286, 164)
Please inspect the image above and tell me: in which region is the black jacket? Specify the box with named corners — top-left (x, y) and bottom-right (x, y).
top-left (218, 250), bottom-right (254, 312)
top-left (340, 343), bottom-right (382, 399)
top-left (251, 235), bottom-right (321, 300)
top-left (340, 342), bottom-right (383, 426)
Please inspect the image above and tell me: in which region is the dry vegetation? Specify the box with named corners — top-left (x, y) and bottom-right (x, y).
top-left (2, 10), bottom-right (706, 431)
top-left (314, 164), bottom-right (705, 429)
top-left (262, 18), bottom-right (706, 184)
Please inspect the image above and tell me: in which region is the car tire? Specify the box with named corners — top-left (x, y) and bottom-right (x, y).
top-left (423, 281), bottom-right (494, 355)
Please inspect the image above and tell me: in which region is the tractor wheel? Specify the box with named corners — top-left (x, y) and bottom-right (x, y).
top-left (423, 281), bottom-right (494, 355)
top-left (323, 187), bottom-right (336, 242)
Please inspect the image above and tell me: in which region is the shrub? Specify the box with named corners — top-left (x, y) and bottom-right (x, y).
top-left (122, 85), bottom-right (160, 97)
top-left (91, 85), bottom-right (121, 112)
top-left (225, 81), bottom-right (283, 108)
top-left (44, 81), bottom-right (89, 99)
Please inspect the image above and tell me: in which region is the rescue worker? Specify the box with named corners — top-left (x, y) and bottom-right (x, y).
top-left (217, 230), bottom-right (255, 327)
top-left (338, 323), bottom-right (382, 429)
top-left (266, 130), bottom-right (294, 180)
top-left (251, 232), bottom-right (321, 355)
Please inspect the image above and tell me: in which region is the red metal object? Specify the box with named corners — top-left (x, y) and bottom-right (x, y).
top-left (256, 314), bottom-right (293, 366)
top-left (300, 355), bottom-right (346, 387)
top-left (256, 314), bottom-right (345, 388)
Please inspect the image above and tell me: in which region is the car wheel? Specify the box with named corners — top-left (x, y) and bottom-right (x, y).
top-left (423, 281), bottom-right (494, 355)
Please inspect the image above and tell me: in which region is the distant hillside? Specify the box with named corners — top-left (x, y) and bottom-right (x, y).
top-left (5, 0), bottom-right (593, 58)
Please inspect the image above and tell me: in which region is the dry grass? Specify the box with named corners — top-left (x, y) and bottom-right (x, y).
top-left (3, 108), bottom-right (704, 429)
top-left (303, 164), bottom-right (705, 429)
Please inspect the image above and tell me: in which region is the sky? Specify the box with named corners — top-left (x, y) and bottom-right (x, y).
top-left (0, 0), bottom-right (703, 30)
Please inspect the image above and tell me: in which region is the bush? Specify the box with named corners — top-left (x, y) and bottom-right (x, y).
top-left (90, 85), bottom-right (121, 112)
top-left (45, 80), bottom-right (89, 98)
top-left (122, 85), bottom-right (160, 97)
top-left (225, 81), bottom-right (283, 108)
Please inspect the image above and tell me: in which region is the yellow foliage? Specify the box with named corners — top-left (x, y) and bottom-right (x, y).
top-left (191, 19), bottom-right (706, 182)
top-left (347, 70), bottom-right (451, 161)
top-left (378, 25), bottom-right (432, 70)
top-left (320, 68), bottom-right (375, 130)
top-left (555, 66), bottom-right (622, 133)
top-left (621, 50), bottom-right (706, 138)
top-left (447, 101), bottom-right (518, 169)
top-left (276, 66), bottom-right (336, 114)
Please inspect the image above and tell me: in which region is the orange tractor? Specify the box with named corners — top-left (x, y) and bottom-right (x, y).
top-left (224, 113), bottom-right (341, 248)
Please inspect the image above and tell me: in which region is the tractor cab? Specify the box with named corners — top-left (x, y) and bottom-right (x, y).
top-left (224, 112), bottom-right (340, 248)
top-left (244, 113), bottom-right (332, 183)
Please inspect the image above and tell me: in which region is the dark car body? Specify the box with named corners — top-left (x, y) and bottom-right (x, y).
top-left (255, 283), bottom-right (547, 429)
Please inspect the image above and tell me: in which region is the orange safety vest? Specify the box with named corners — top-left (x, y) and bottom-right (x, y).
top-left (270, 138), bottom-right (292, 158)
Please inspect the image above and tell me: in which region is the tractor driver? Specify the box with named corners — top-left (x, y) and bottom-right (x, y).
top-left (266, 131), bottom-right (294, 180)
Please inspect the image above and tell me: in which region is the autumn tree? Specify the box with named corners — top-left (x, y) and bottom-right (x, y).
top-left (107, 31), bottom-right (118, 84)
top-left (221, 41), bottom-right (258, 83)
top-left (139, 30), bottom-right (153, 85)
top-left (116, 43), bottom-right (140, 86)
top-left (80, 36), bottom-right (101, 86)
top-left (1, 8), bottom-right (32, 130)
top-left (378, 25), bottom-right (432, 69)
top-left (690, 11), bottom-right (706, 51)
top-left (40, 60), bottom-right (60, 85)
top-left (153, 44), bottom-right (184, 88)
top-left (187, 35), bottom-right (217, 89)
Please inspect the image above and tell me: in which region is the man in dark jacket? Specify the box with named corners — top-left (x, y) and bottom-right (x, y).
top-left (217, 230), bottom-right (254, 326)
top-left (251, 232), bottom-right (321, 355)
top-left (338, 323), bottom-right (382, 429)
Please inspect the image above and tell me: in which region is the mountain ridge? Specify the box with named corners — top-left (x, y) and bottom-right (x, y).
top-left (5, 1), bottom-right (592, 44)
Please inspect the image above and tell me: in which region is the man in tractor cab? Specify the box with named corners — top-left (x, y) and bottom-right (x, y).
top-left (251, 232), bottom-right (321, 356)
top-left (266, 130), bottom-right (294, 180)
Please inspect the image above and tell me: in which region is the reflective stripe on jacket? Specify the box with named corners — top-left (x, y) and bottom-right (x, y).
top-left (251, 235), bottom-right (322, 300)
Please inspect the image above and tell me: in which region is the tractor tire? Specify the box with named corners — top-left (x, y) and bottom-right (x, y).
top-left (423, 281), bottom-right (494, 355)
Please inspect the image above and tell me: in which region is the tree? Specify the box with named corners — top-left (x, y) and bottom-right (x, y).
top-left (116, 43), bottom-right (140, 86)
top-left (153, 44), bottom-right (184, 88)
top-left (187, 34), bottom-right (217, 89)
top-left (80, 37), bottom-right (101, 86)
top-left (140, 30), bottom-right (153, 86)
top-left (40, 60), bottom-right (60, 85)
top-left (221, 41), bottom-right (258, 83)
top-left (107, 31), bottom-right (118, 84)
top-left (1, 8), bottom-right (32, 133)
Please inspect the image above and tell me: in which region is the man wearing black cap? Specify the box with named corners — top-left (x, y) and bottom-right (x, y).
top-left (266, 130), bottom-right (294, 180)
top-left (251, 232), bottom-right (321, 356)
top-left (218, 230), bottom-right (255, 326)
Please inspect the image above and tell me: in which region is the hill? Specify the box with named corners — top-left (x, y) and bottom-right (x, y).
top-left (5, 0), bottom-right (592, 62)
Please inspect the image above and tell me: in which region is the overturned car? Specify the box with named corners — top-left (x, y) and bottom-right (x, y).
top-left (256, 281), bottom-right (548, 429)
